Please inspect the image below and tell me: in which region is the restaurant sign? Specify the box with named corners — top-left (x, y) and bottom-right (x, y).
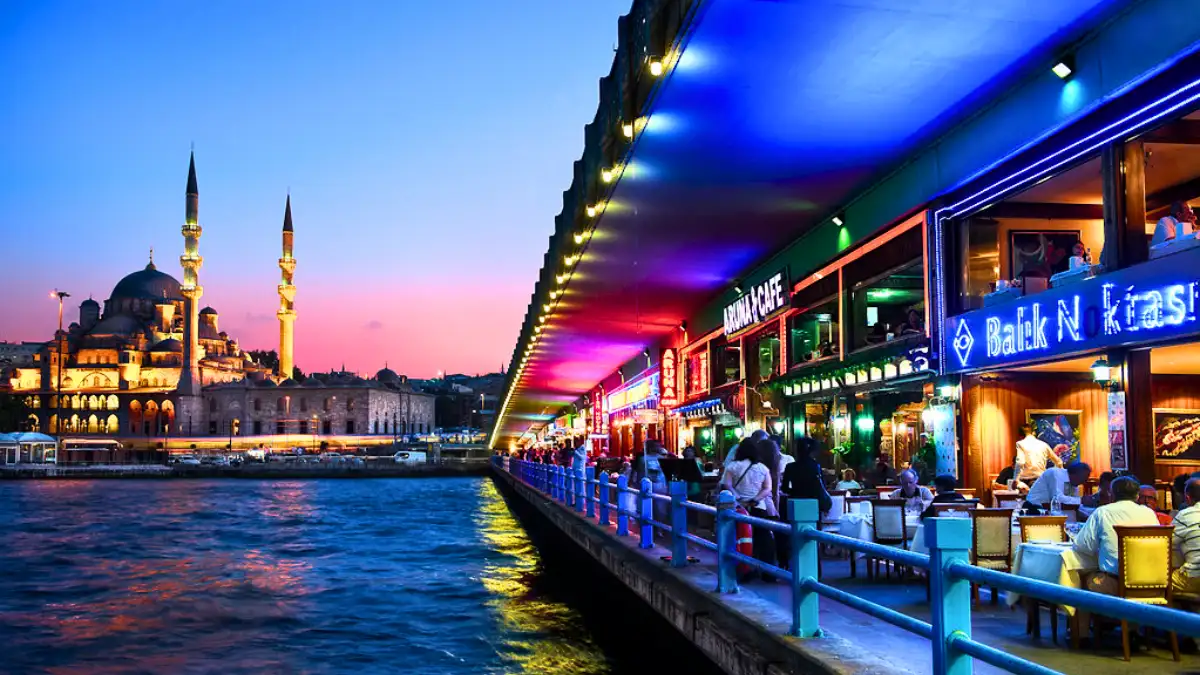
top-left (724, 270), bottom-right (790, 336)
top-left (606, 373), bottom-right (660, 413)
top-left (660, 348), bottom-right (679, 408)
top-left (946, 250), bottom-right (1200, 373)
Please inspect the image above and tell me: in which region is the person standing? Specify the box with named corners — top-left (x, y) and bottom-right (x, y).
top-left (633, 440), bottom-right (669, 524)
top-left (1015, 424), bottom-right (1063, 483)
top-left (721, 441), bottom-right (776, 578)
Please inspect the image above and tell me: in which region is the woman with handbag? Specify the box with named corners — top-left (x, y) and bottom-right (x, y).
top-left (721, 440), bottom-right (776, 580)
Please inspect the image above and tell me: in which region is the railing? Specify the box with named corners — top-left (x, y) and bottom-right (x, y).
top-left (496, 457), bottom-right (1200, 675)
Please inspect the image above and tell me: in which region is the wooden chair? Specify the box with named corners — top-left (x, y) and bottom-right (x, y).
top-left (1017, 516), bottom-right (1067, 643)
top-left (931, 500), bottom-right (978, 517)
top-left (819, 491), bottom-right (849, 575)
top-left (958, 488), bottom-right (978, 500)
top-left (875, 486), bottom-right (898, 499)
top-left (870, 499), bottom-right (908, 580)
top-left (1113, 525), bottom-right (1179, 662)
top-left (971, 508), bottom-right (1015, 604)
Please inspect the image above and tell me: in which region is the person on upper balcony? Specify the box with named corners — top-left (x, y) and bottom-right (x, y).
top-left (1151, 201), bottom-right (1196, 247)
top-left (1015, 424), bottom-right (1063, 483)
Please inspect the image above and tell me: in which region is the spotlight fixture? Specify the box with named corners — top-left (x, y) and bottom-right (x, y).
top-left (1052, 54), bottom-right (1075, 80)
top-left (679, 320), bottom-right (687, 332)
top-left (573, 232), bottom-right (585, 245)
top-left (549, 291), bottom-right (559, 300)
top-left (832, 212), bottom-right (845, 227)
top-left (733, 282), bottom-right (743, 296)
top-left (539, 315), bottom-right (546, 323)
top-left (601, 168), bottom-right (614, 183)
top-left (564, 254), bottom-right (577, 266)
top-left (556, 274), bottom-right (566, 284)
top-left (622, 121), bottom-right (634, 138)
top-left (586, 205), bottom-right (597, 218)
top-left (648, 58), bottom-right (663, 77)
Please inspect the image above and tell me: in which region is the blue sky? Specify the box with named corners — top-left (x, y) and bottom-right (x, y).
top-left (0, 0), bottom-right (630, 376)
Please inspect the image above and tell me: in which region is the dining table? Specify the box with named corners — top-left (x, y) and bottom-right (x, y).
top-left (1007, 541), bottom-right (1099, 614)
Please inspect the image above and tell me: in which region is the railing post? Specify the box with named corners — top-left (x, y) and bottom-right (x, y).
top-left (669, 480), bottom-right (688, 568)
top-left (575, 469), bottom-right (586, 513)
top-left (639, 477), bottom-right (654, 548)
top-left (585, 467), bottom-right (596, 518)
top-left (716, 490), bottom-right (739, 593)
top-left (598, 471), bottom-right (611, 525)
top-left (789, 498), bottom-right (821, 637)
top-left (616, 475), bottom-right (630, 536)
top-left (559, 467), bottom-right (568, 504)
top-left (928, 518), bottom-right (974, 675)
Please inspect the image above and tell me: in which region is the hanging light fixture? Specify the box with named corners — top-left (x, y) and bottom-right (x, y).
top-left (1091, 357), bottom-right (1113, 388)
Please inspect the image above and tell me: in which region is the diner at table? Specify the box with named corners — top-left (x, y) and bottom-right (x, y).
top-left (1023, 461), bottom-right (1091, 514)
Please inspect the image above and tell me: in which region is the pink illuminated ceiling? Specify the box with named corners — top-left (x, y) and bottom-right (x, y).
top-left (495, 0), bottom-right (1123, 445)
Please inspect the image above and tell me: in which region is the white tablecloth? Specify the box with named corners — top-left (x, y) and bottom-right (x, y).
top-left (1007, 542), bottom-right (1099, 614)
top-left (837, 512), bottom-right (920, 543)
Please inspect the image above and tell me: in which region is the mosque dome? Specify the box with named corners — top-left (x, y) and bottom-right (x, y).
top-left (88, 314), bottom-right (142, 336)
top-left (151, 338), bottom-right (183, 353)
top-left (376, 367), bottom-right (399, 382)
top-left (110, 262), bottom-right (184, 304)
top-left (81, 298), bottom-right (100, 309)
top-left (200, 306), bottom-right (217, 315)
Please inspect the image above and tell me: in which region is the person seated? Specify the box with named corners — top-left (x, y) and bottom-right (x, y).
top-left (864, 322), bottom-right (889, 344)
top-left (887, 469), bottom-right (934, 513)
top-left (1024, 461), bottom-right (1090, 514)
top-left (834, 468), bottom-right (862, 492)
top-left (1173, 473), bottom-right (1192, 517)
top-left (1080, 471), bottom-right (1115, 509)
top-left (991, 456), bottom-right (1029, 492)
top-left (1073, 476), bottom-right (1160, 594)
top-left (1151, 200), bottom-right (1196, 247)
top-left (1138, 484), bottom-right (1173, 526)
top-left (921, 474), bottom-right (966, 519)
top-left (1172, 478), bottom-right (1200, 595)
top-left (899, 308), bottom-right (924, 336)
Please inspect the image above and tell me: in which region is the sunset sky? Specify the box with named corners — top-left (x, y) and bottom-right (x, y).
top-left (0, 1), bottom-right (629, 378)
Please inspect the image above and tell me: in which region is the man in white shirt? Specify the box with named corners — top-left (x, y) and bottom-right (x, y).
top-left (1172, 478), bottom-right (1200, 595)
top-left (887, 469), bottom-right (934, 513)
top-left (1025, 461), bottom-right (1090, 513)
top-left (1151, 201), bottom-right (1196, 247)
top-left (1074, 477), bottom-right (1160, 592)
top-left (1015, 424), bottom-right (1063, 483)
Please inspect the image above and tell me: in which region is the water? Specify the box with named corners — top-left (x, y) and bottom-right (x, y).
top-left (0, 478), bottom-right (722, 675)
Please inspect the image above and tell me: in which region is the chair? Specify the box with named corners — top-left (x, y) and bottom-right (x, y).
top-left (819, 491), bottom-right (849, 574)
top-left (1113, 525), bottom-right (1179, 662)
top-left (970, 508), bottom-right (1016, 604)
top-left (870, 499), bottom-right (908, 580)
top-left (875, 486), bottom-right (898, 499)
top-left (1018, 515), bottom-right (1066, 544)
top-left (959, 488), bottom-right (978, 500)
top-left (932, 500), bottom-right (978, 517)
top-left (1017, 516), bottom-right (1067, 642)
top-left (993, 489), bottom-right (1023, 509)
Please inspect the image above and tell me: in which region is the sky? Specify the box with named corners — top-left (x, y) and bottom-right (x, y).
top-left (0, 0), bottom-right (630, 378)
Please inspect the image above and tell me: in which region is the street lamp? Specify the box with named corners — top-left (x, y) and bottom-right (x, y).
top-left (50, 290), bottom-right (69, 447)
top-left (312, 414), bottom-right (318, 454)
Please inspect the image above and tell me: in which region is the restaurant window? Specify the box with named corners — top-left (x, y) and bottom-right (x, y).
top-left (683, 348), bottom-right (709, 398)
top-left (710, 338), bottom-right (741, 387)
top-left (1142, 108), bottom-right (1200, 258)
top-left (850, 259), bottom-right (925, 350)
top-left (956, 157), bottom-right (1104, 312)
top-left (753, 330), bottom-right (780, 384)
top-left (788, 300), bottom-right (838, 366)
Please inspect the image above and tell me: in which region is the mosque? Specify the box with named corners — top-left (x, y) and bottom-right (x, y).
top-left (4, 154), bottom-right (434, 459)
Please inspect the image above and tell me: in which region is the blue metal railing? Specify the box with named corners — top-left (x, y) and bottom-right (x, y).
top-left (494, 457), bottom-right (1200, 675)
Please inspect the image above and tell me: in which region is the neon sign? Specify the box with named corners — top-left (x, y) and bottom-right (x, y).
top-left (724, 270), bottom-right (790, 335)
top-left (946, 251), bottom-right (1200, 373)
top-left (660, 349), bottom-right (679, 407)
top-left (606, 373), bottom-right (660, 413)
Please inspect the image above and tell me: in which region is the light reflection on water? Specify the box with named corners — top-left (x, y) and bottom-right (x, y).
top-left (0, 478), bottom-right (656, 674)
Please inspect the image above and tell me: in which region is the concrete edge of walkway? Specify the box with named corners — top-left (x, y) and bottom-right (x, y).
top-left (493, 468), bottom-right (917, 675)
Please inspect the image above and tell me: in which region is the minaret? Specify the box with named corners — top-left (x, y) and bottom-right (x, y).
top-left (277, 194), bottom-right (296, 379)
top-left (177, 151), bottom-right (204, 396)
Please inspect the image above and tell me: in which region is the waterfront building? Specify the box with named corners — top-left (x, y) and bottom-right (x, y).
top-left (2, 154), bottom-right (435, 459)
top-left (0, 341), bottom-right (45, 369)
top-left (490, 0), bottom-right (1200, 503)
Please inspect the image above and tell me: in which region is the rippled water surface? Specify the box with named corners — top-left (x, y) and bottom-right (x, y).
top-left (0, 478), bottom-right (713, 675)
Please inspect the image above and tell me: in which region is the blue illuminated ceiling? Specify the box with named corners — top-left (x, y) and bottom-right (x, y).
top-left (498, 0), bottom-right (1124, 444)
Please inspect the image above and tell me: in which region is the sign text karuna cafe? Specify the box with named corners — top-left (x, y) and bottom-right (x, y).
top-left (947, 250), bottom-right (1200, 373)
top-left (724, 271), bottom-right (789, 335)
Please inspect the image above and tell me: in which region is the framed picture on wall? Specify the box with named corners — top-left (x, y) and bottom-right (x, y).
top-left (1009, 230), bottom-right (1080, 279)
top-left (1153, 409), bottom-right (1200, 464)
top-left (1025, 409), bottom-right (1082, 464)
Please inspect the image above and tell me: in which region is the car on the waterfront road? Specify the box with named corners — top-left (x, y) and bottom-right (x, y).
top-left (172, 455), bottom-right (201, 466)
top-left (318, 453), bottom-right (346, 464)
top-left (393, 451), bottom-right (427, 465)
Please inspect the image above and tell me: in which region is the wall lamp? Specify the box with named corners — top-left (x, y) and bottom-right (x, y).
top-left (832, 212), bottom-right (846, 227)
top-left (648, 58), bottom-right (664, 77)
top-left (1052, 54), bottom-right (1075, 80)
top-left (1091, 357), bottom-right (1117, 389)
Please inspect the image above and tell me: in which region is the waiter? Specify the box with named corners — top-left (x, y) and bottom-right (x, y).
top-left (1015, 424), bottom-right (1063, 483)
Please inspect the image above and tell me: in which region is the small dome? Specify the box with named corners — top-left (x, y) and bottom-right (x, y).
top-left (301, 379), bottom-right (324, 388)
top-left (81, 298), bottom-right (100, 308)
top-left (256, 378), bottom-right (278, 388)
top-left (278, 378), bottom-right (299, 388)
top-left (376, 367), bottom-right (399, 382)
top-left (200, 306), bottom-right (217, 315)
top-left (151, 338), bottom-right (183, 353)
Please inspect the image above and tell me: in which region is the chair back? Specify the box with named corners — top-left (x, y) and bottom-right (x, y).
top-left (971, 508), bottom-right (1015, 569)
top-left (1019, 515), bottom-right (1067, 543)
top-left (872, 499), bottom-right (907, 544)
top-left (875, 486), bottom-right (897, 499)
top-left (824, 490), bottom-right (848, 523)
top-left (958, 488), bottom-right (977, 500)
top-left (931, 500), bottom-right (977, 518)
top-left (1061, 503), bottom-right (1080, 523)
top-left (1115, 525), bottom-right (1173, 605)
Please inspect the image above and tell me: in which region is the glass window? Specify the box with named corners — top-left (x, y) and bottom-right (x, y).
top-left (710, 339), bottom-right (741, 387)
top-left (322, 420), bottom-right (332, 435)
top-left (850, 260), bottom-right (924, 350)
top-left (754, 331), bottom-right (780, 384)
top-left (299, 420), bottom-right (308, 434)
top-left (276, 421), bottom-right (285, 434)
top-left (958, 157), bottom-right (1103, 311)
top-left (1143, 109), bottom-right (1200, 253)
top-left (346, 420), bottom-right (356, 434)
top-left (788, 300), bottom-right (839, 366)
top-left (253, 420), bottom-right (263, 435)
top-left (683, 349), bottom-right (709, 398)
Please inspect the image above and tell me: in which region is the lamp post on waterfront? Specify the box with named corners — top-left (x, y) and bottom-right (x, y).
top-left (51, 290), bottom-right (69, 458)
top-left (311, 414), bottom-right (318, 454)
